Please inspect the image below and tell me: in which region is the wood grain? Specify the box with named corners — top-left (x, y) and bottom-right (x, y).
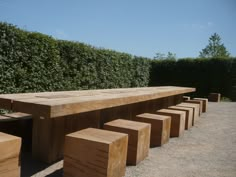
top-left (155, 109), bottom-right (186, 137)
top-left (0, 87), bottom-right (195, 118)
top-left (168, 106), bottom-right (193, 130)
top-left (193, 98), bottom-right (208, 112)
top-left (184, 100), bottom-right (203, 115)
top-left (64, 128), bottom-right (128, 177)
top-left (134, 113), bottom-right (171, 147)
top-left (104, 119), bottom-right (150, 165)
top-left (0, 132), bottom-right (21, 177)
top-left (177, 103), bottom-right (200, 125)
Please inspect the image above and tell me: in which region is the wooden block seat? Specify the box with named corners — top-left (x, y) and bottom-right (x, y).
top-left (168, 106), bottom-right (193, 130)
top-left (183, 96), bottom-right (190, 101)
top-left (64, 128), bottom-right (128, 177)
top-left (134, 113), bottom-right (171, 147)
top-left (208, 93), bottom-right (221, 102)
top-left (155, 109), bottom-right (186, 137)
top-left (194, 98), bottom-right (208, 112)
top-left (0, 132), bottom-right (21, 177)
top-left (0, 113), bottom-right (32, 151)
top-left (177, 103), bottom-right (199, 125)
top-left (184, 100), bottom-right (203, 115)
top-left (104, 119), bottom-right (150, 165)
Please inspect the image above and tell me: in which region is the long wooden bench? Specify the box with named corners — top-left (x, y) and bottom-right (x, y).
top-left (64, 128), bottom-right (128, 177)
top-left (104, 119), bottom-right (151, 165)
top-left (134, 113), bottom-right (171, 147)
top-left (156, 109), bottom-right (186, 137)
top-left (0, 132), bottom-right (21, 177)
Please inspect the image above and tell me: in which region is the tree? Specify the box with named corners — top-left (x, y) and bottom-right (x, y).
top-left (154, 52), bottom-right (176, 60)
top-left (199, 33), bottom-right (230, 58)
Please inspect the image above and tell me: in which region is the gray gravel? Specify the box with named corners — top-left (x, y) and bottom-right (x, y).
top-left (21, 102), bottom-right (236, 177)
top-left (125, 102), bottom-right (236, 177)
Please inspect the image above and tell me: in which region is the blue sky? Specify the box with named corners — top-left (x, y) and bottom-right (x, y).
top-left (0, 0), bottom-right (235, 58)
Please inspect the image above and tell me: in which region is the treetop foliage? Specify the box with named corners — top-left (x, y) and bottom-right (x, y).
top-left (199, 33), bottom-right (230, 58)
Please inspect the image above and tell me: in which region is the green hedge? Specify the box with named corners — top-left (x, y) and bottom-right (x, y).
top-left (57, 40), bottom-right (150, 90)
top-left (0, 22), bottom-right (235, 101)
top-left (149, 58), bottom-right (236, 100)
top-left (0, 22), bottom-right (150, 94)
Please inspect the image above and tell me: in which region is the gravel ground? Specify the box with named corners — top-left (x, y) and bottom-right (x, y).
top-left (21, 102), bottom-right (236, 177)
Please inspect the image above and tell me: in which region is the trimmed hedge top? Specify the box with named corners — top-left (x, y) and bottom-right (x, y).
top-left (0, 22), bottom-right (150, 93)
top-left (0, 22), bottom-right (235, 100)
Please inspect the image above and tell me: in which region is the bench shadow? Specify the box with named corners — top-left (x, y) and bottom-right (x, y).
top-left (21, 151), bottom-right (63, 177)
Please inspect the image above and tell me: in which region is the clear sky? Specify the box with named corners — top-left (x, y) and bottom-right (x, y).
top-left (0, 0), bottom-right (235, 58)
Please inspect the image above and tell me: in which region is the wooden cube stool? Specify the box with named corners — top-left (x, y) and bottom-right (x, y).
top-left (183, 96), bottom-right (190, 101)
top-left (193, 98), bottom-right (208, 112)
top-left (0, 113), bottom-right (32, 151)
top-left (155, 109), bottom-right (186, 137)
top-left (64, 128), bottom-right (128, 177)
top-left (184, 100), bottom-right (203, 115)
top-left (208, 93), bottom-right (221, 102)
top-left (104, 119), bottom-right (150, 165)
top-left (168, 106), bottom-right (193, 130)
top-left (0, 132), bottom-right (21, 177)
top-left (177, 103), bottom-right (200, 125)
top-left (134, 113), bottom-right (171, 147)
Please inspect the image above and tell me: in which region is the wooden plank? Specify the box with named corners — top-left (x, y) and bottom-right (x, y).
top-left (64, 128), bottom-right (128, 177)
top-left (104, 119), bottom-right (151, 165)
top-left (156, 109), bottom-right (186, 137)
top-left (168, 106), bottom-right (193, 130)
top-left (134, 113), bottom-right (171, 147)
top-left (0, 87), bottom-right (195, 118)
top-left (177, 103), bottom-right (200, 125)
top-left (194, 98), bottom-right (208, 112)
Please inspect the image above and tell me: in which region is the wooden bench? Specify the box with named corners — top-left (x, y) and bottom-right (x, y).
top-left (184, 100), bottom-right (203, 115)
top-left (0, 132), bottom-right (21, 177)
top-left (104, 119), bottom-right (150, 165)
top-left (193, 98), bottom-right (208, 112)
top-left (168, 106), bottom-right (193, 130)
top-left (134, 113), bottom-right (171, 147)
top-left (177, 103), bottom-right (200, 125)
top-left (156, 109), bottom-right (186, 137)
top-left (208, 93), bottom-right (221, 102)
top-left (64, 128), bottom-right (128, 177)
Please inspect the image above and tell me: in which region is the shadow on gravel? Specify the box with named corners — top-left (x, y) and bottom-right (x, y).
top-left (21, 152), bottom-right (63, 177)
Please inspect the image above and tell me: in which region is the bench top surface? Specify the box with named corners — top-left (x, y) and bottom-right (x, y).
top-left (104, 119), bottom-right (150, 130)
top-left (136, 113), bottom-right (170, 120)
top-left (66, 128), bottom-right (128, 144)
top-left (0, 86), bottom-right (195, 118)
top-left (157, 109), bottom-right (186, 115)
